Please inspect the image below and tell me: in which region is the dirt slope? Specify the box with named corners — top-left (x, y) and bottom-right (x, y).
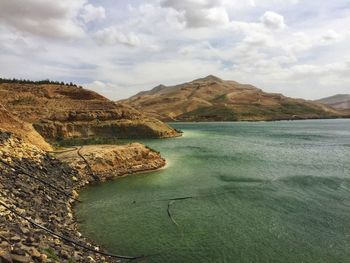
top-left (0, 103), bottom-right (52, 151)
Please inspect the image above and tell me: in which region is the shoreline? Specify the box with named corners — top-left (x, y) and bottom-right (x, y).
top-left (57, 143), bottom-right (168, 261)
top-left (0, 134), bottom-right (167, 262)
top-left (166, 117), bottom-right (350, 124)
top-left (69, 156), bottom-right (167, 255)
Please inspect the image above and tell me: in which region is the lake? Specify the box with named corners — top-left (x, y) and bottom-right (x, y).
top-left (75, 120), bottom-right (350, 262)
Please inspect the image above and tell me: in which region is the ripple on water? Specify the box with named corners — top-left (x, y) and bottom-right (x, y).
top-left (75, 120), bottom-right (350, 263)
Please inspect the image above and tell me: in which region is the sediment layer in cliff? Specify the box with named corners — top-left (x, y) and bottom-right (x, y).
top-left (55, 144), bottom-right (165, 181)
top-left (0, 83), bottom-right (180, 141)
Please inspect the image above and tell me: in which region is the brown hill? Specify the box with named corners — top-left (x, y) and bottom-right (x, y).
top-left (0, 83), bottom-right (179, 142)
top-left (316, 94), bottom-right (350, 112)
top-left (0, 103), bottom-right (52, 151)
top-left (121, 75), bottom-right (343, 121)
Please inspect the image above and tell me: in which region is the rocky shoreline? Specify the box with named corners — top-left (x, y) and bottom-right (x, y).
top-left (0, 130), bottom-right (166, 262)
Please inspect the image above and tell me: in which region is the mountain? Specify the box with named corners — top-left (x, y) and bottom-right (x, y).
top-left (0, 82), bottom-right (180, 142)
top-left (120, 75), bottom-right (343, 121)
top-left (316, 94), bottom-right (350, 111)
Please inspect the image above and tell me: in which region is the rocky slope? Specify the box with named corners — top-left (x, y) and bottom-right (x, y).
top-left (0, 131), bottom-right (166, 262)
top-left (121, 75), bottom-right (343, 121)
top-left (0, 83), bottom-right (179, 142)
top-left (316, 94), bottom-right (350, 111)
top-left (0, 103), bottom-right (52, 151)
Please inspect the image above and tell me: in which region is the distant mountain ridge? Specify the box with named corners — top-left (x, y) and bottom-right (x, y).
top-left (316, 94), bottom-right (350, 111)
top-left (120, 75), bottom-right (345, 122)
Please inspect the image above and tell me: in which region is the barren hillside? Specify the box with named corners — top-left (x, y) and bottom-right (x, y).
top-left (121, 75), bottom-right (343, 121)
top-left (316, 94), bottom-right (350, 111)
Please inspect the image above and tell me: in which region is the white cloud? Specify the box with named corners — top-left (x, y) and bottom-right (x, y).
top-left (88, 80), bottom-right (107, 88)
top-left (161, 0), bottom-right (230, 27)
top-left (80, 4), bottom-right (106, 23)
top-left (1, 0), bottom-right (350, 101)
top-left (84, 80), bottom-right (121, 98)
top-left (0, 0), bottom-right (91, 39)
top-left (322, 30), bottom-right (340, 42)
top-left (94, 28), bottom-right (141, 47)
top-left (260, 11), bottom-right (286, 30)
top-left (0, 0), bottom-right (105, 39)
top-left (289, 62), bottom-right (350, 79)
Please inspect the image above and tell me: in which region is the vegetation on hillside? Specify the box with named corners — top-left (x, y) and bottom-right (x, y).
top-left (0, 77), bottom-right (82, 88)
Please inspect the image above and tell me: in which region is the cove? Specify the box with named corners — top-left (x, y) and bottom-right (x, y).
top-left (75, 120), bottom-right (350, 263)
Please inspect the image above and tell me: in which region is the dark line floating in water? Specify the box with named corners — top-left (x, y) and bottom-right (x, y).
top-left (165, 196), bottom-right (194, 201)
top-left (167, 200), bottom-right (179, 227)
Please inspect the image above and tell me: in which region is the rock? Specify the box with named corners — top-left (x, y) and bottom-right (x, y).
top-left (86, 256), bottom-right (96, 262)
top-left (10, 254), bottom-right (31, 263)
top-left (39, 253), bottom-right (47, 262)
top-left (24, 237), bottom-right (35, 245)
top-left (9, 236), bottom-right (21, 243)
top-left (11, 248), bottom-right (25, 256)
top-left (60, 250), bottom-right (69, 259)
top-left (19, 227), bottom-right (29, 235)
top-left (72, 190), bottom-right (79, 198)
top-left (0, 249), bottom-right (13, 263)
top-left (30, 248), bottom-right (41, 258)
top-left (0, 241), bottom-right (9, 248)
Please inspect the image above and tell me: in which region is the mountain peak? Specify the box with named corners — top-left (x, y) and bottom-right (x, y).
top-left (152, 84), bottom-right (167, 91)
top-left (197, 75), bottom-right (223, 82)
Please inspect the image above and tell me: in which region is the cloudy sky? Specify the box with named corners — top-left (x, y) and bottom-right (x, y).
top-left (0, 0), bottom-right (349, 100)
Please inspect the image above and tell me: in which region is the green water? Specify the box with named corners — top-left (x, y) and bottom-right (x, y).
top-left (75, 120), bottom-right (350, 262)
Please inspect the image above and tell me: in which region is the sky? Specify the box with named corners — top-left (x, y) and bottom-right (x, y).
top-left (0, 0), bottom-right (349, 100)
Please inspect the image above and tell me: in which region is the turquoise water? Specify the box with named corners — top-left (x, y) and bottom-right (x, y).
top-left (75, 120), bottom-right (350, 262)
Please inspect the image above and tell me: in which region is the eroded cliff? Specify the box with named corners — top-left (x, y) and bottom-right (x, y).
top-left (0, 83), bottom-right (179, 141)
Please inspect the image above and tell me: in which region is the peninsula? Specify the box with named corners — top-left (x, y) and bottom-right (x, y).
top-left (0, 79), bottom-right (178, 262)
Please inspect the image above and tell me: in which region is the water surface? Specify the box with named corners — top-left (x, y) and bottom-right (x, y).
top-left (75, 120), bottom-right (350, 262)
